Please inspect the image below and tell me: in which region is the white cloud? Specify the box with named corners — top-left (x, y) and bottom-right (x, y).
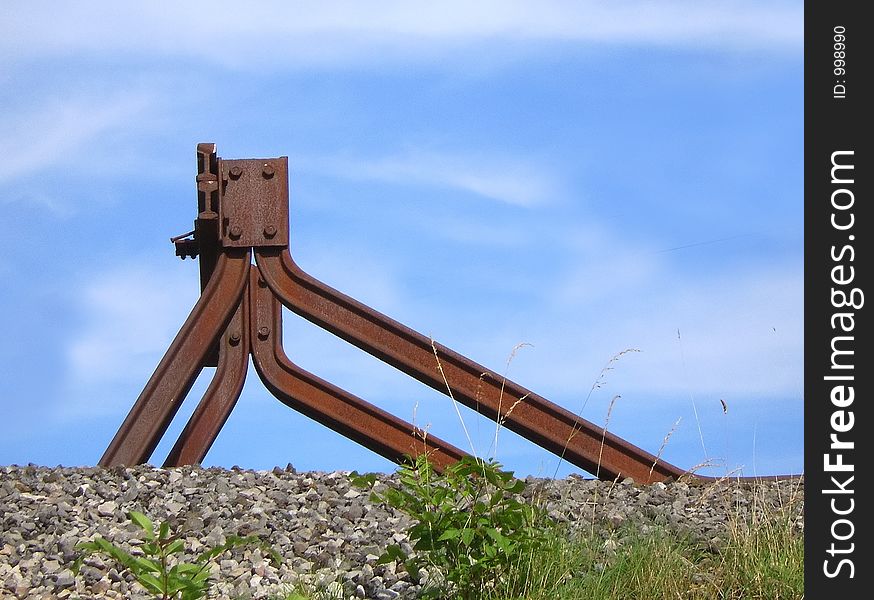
top-left (66, 261), bottom-right (197, 391)
top-left (1, 1), bottom-right (802, 69)
top-left (415, 215), bottom-right (536, 249)
top-left (553, 226), bottom-right (665, 304)
top-left (0, 92), bottom-right (155, 184)
top-left (519, 263), bottom-right (803, 402)
top-left (303, 151), bottom-right (559, 207)
top-left (285, 221), bottom-right (802, 411)
top-left (293, 244), bottom-right (405, 315)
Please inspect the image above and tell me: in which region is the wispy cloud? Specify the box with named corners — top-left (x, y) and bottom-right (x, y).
top-left (0, 91), bottom-right (155, 184)
top-left (303, 151), bottom-right (559, 207)
top-left (65, 262), bottom-right (196, 407)
top-left (294, 244), bottom-right (405, 314)
top-left (2, 1), bottom-right (802, 70)
top-left (552, 226), bottom-right (665, 304)
top-left (522, 264), bottom-right (803, 401)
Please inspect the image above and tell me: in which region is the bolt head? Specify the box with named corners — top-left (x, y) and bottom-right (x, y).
top-left (229, 166), bottom-right (243, 179)
top-left (257, 326), bottom-right (270, 340)
top-left (262, 164), bottom-right (275, 178)
top-left (228, 225), bottom-right (243, 239)
top-left (263, 225), bottom-right (277, 238)
top-left (228, 332), bottom-right (241, 346)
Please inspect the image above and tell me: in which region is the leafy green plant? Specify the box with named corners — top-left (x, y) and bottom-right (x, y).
top-left (72, 510), bottom-right (279, 600)
top-left (352, 454), bottom-right (548, 599)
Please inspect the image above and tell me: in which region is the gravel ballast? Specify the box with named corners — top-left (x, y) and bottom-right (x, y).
top-left (0, 464), bottom-right (803, 599)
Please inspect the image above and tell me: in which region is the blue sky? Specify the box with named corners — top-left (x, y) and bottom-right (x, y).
top-left (0, 1), bottom-right (803, 478)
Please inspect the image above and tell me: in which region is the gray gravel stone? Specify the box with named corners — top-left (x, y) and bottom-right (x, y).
top-left (0, 464), bottom-right (802, 599)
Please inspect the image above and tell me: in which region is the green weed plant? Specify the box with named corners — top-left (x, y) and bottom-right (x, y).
top-left (352, 454), bottom-right (548, 599)
top-left (73, 510), bottom-right (278, 600)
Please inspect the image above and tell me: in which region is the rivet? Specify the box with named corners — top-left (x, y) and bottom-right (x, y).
top-left (228, 225), bottom-right (243, 240)
top-left (262, 164), bottom-right (275, 178)
top-left (228, 332), bottom-right (241, 346)
top-left (258, 326), bottom-right (270, 340)
top-left (263, 225), bottom-right (277, 238)
top-left (229, 166), bottom-right (243, 179)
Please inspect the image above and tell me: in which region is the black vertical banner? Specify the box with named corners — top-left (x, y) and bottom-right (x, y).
top-left (805, 1), bottom-right (870, 597)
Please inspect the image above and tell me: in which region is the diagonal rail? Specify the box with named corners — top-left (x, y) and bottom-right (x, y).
top-left (256, 248), bottom-right (687, 483)
top-left (100, 249), bottom-right (251, 466)
top-left (163, 286), bottom-right (250, 467)
top-left (249, 268), bottom-right (467, 473)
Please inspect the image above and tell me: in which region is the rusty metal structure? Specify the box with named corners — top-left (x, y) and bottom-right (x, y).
top-left (100, 143), bottom-right (693, 483)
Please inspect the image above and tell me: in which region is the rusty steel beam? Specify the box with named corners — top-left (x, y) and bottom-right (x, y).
top-left (99, 249), bottom-right (251, 466)
top-left (256, 248), bottom-right (687, 483)
top-left (163, 286), bottom-right (250, 467)
top-left (249, 269), bottom-right (467, 473)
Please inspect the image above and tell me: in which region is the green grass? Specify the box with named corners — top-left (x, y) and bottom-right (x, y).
top-left (495, 492), bottom-right (802, 600)
top-left (716, 499), bottom-right (804, 599)
top-left (275, 496), bottom-right (803, 600)
top-left (507, 527), bottom-right (708, 600)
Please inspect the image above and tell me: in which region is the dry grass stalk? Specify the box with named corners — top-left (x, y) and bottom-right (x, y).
top-left (492, 343), bottom-right (532, 458)
top-left (553, 348), bottom-right (640, 479)
top-left (430, 338), bottom-right (478, 457)
top-left (649, 417), bottom-right (682, 481)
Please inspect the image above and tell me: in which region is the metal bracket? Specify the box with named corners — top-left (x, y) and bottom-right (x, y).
top-left (220, 158), bottom-right (289, 249)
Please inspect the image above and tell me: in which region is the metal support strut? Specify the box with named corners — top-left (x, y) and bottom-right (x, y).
top-left (100, 143), bottom-right (693, 483)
